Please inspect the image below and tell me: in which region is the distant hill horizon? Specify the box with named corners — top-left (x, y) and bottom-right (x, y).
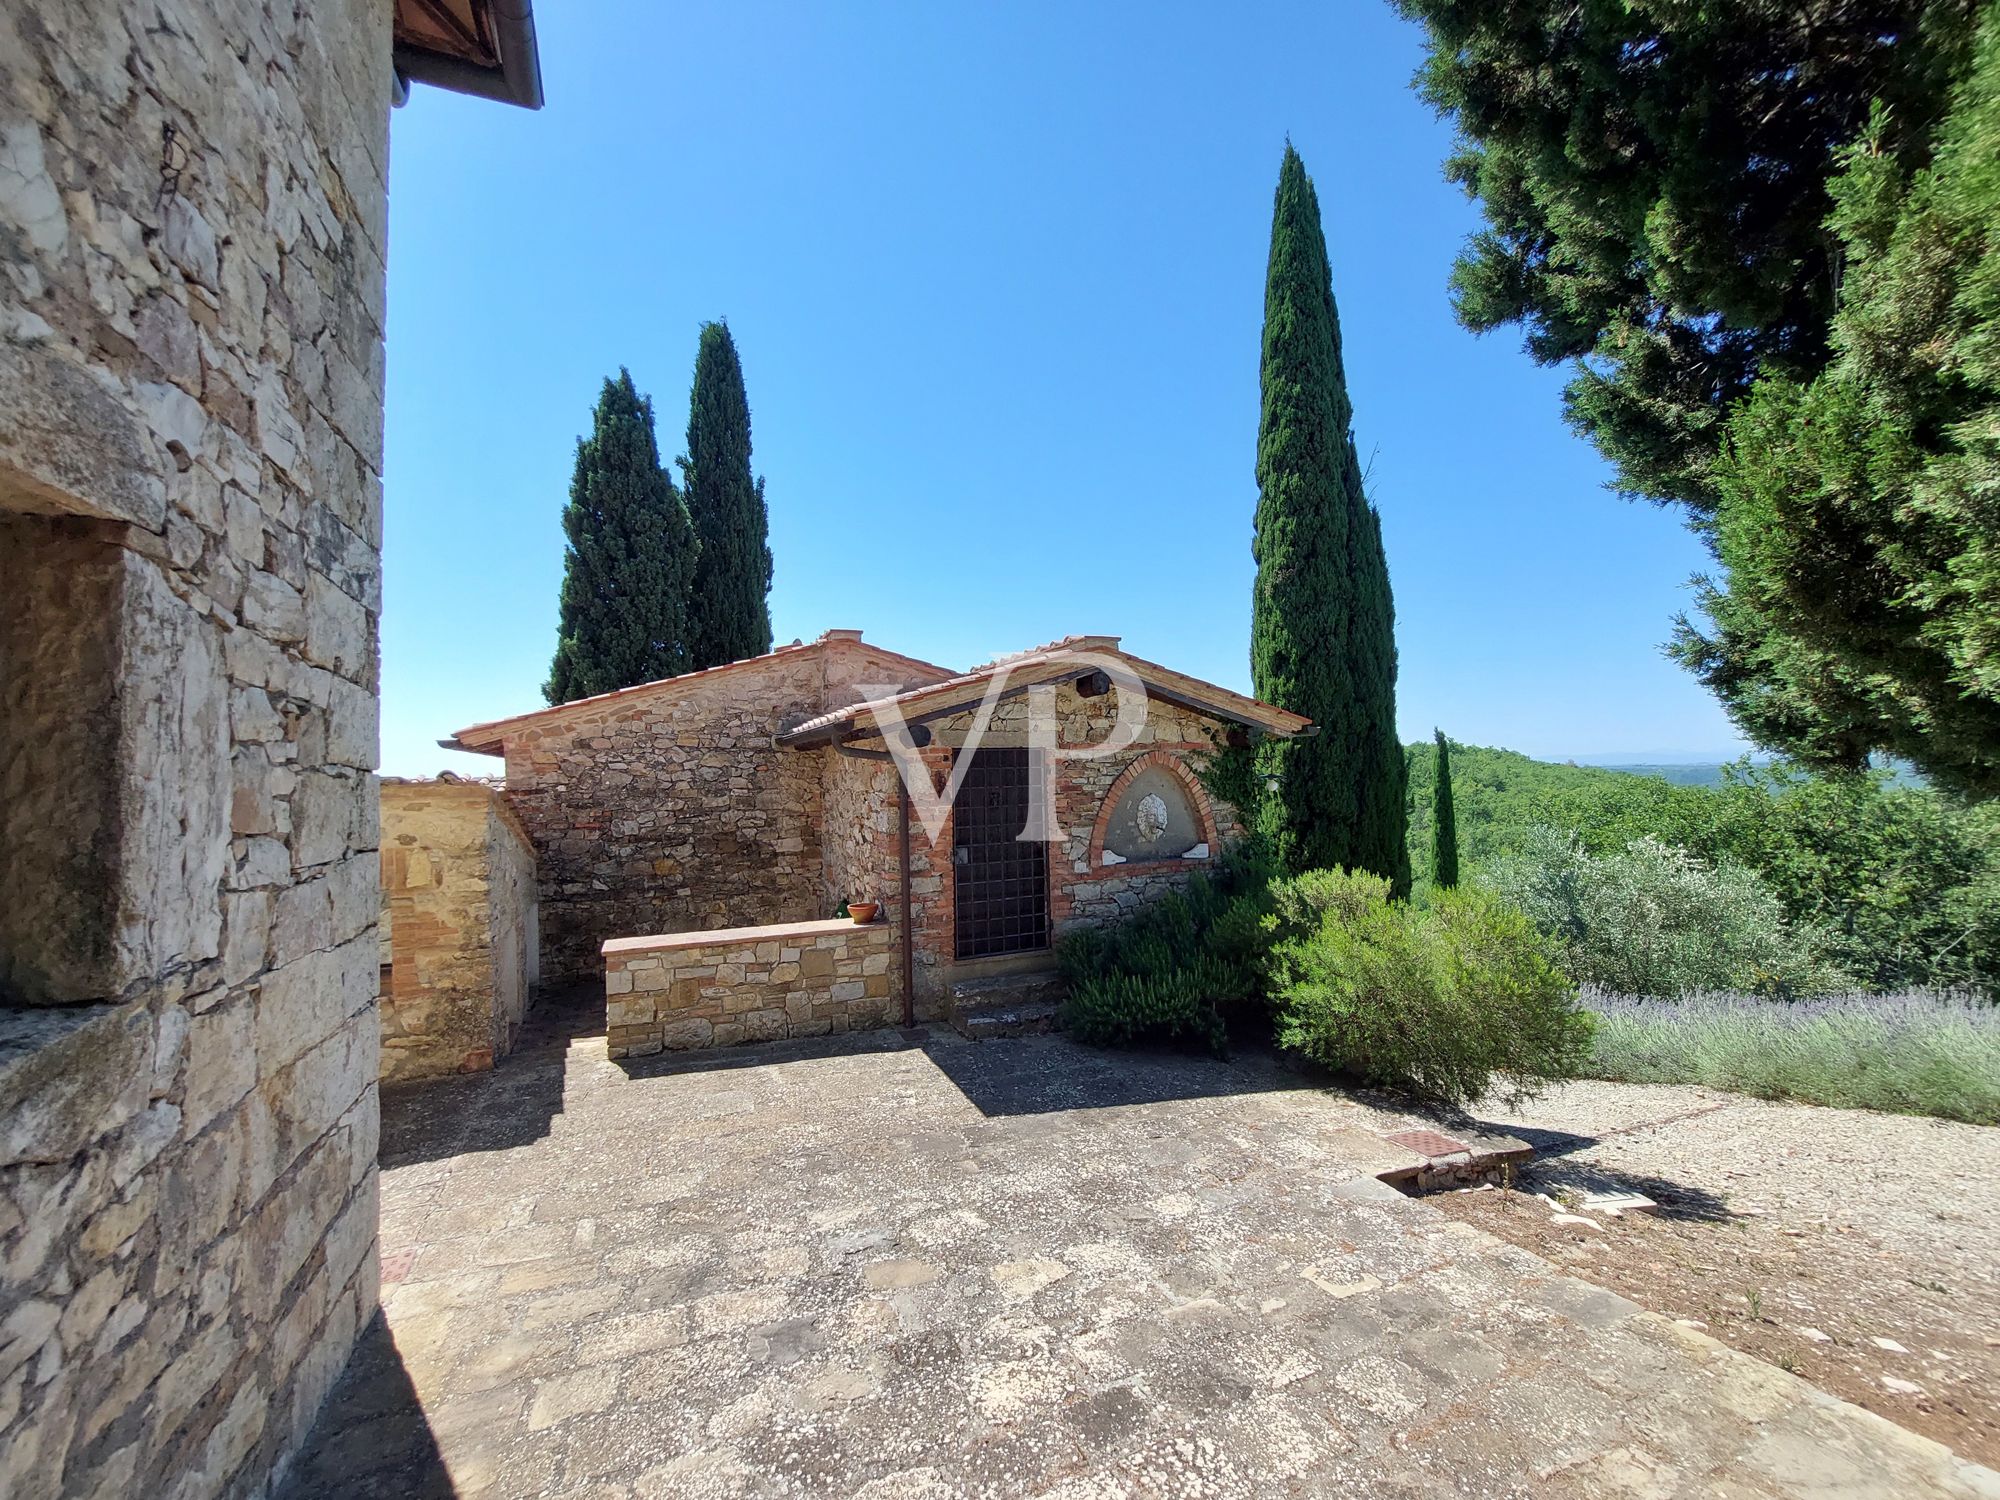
top-left (1401, 743), bottom-right (1926, 881)
top-left (1558, 750), bottom-right (1768, 768)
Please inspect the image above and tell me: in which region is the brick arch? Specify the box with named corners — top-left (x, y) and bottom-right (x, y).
top-left (1086, 749), bottom-right (1220, 867)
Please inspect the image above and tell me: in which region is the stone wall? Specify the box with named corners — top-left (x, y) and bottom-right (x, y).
top-left (380, 778), bottom-right (539, 1081)
top-left (821, 749), bottom-right (899, 920)
top-left (603, 919), bottom-right (898, 1059)
top-left (0, 3), bottom-right (388, 1497)
top-left (490, 635), bottom-right (946, 983)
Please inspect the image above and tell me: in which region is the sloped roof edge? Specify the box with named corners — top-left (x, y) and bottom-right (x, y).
top-left (775, 639), bottom-right (1313, 748)
top-left (441, 633), bottom-right (957, 756)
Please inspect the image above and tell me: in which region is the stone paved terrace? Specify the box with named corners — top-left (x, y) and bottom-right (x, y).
top-left (281, 989), bottom-right (2000, 1499)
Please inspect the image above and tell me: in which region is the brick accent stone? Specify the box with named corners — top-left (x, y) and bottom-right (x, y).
top-left (602, 919), bottom-right (898, 1058)
top-left (1083, 750), bottom-right (1222, 872)
top-left (0, 4), bottom-right (388, 1497)
top-left (907, 686), bottom-right (1246, 1004)
top-left (379, 779), bottom-right (539, 1082)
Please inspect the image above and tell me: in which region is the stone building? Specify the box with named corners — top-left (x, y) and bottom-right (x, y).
top-left (0, 3), bottom-right (540, 1497)
top-left (443, 631), bottom-right (1311, 1053)
top-left (378, 776), bottom-right (538, 1081)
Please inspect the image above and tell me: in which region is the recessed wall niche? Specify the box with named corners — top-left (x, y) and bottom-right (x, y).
top-left (1101, 764), bottom-right (1204, 863)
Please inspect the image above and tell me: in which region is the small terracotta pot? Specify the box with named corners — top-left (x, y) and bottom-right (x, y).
top-left (848, 901), bottom-right (880, 924)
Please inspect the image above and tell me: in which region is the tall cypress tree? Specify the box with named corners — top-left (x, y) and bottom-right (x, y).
top-left (1432, 729), bottom-right (1460, 889)
top-left (1250, 143), bottom-right (1409, 893)
top-left (545, 370), bottom-right (698, 704)
top-left (680, 322), bottom-right (774, 669)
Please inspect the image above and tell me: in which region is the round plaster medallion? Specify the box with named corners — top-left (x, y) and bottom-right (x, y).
top-left (1134, 792), bottom-right (1170, 843)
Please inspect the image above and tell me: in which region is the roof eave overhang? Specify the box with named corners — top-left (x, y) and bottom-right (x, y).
top-left (438, 734), bottom-right (502, 757)
top-left (777, 665), bottom-right (1313, 751)
top-left (395, 0), bottom-right (544, 109)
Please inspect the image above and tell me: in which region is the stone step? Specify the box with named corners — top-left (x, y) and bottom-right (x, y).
top-left (947, 971), bottom-right (1067, 1040)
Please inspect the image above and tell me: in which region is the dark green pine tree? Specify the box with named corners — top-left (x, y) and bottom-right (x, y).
top-left (545, 370), bottom-right (698, 704)
top-left (1432, 730), bottom-right (1460, 889)
top-left (1250, 144), bottom-right (1410, 893)
top-left (680, 322), bottom-right (774, 669)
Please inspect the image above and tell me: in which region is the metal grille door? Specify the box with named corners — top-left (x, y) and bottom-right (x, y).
top-left (952, 747), bottom-right (1049, 959)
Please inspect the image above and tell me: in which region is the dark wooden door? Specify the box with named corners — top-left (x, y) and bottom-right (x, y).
top-left (952, 747), bottom-right (1050, 959)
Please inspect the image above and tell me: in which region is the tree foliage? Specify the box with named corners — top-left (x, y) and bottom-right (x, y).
top-left (1403, 742), bottom-right (2000, 993)
top-left (1394, 0), bottom-right (1978, 514)
top-left (1250, 144), bottom-right (1409, 892)
top-left (1483, 830), bottom-right (1852, 999)
top-left (1674, 7), bottom-right (2000, 796)
top-left (680, 322), bottom-right (774, 670)
top-left (1432, 729), bottom-right (1460, 889)
top-left (546, 370), bottom-right (698, 704)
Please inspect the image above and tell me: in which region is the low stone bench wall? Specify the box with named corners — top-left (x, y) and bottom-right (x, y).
top-left (603, 917), bottom-right (898, 1059)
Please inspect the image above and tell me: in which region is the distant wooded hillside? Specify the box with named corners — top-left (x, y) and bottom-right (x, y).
top-left (1402, 741), bottom-right (1998, 993)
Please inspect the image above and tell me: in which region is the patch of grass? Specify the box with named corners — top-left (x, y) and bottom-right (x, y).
top-left (1583, 989), bottom-right (2000, 1125)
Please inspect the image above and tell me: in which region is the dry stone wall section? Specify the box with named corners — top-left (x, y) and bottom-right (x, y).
top-left (380, 779), bottom-right (539, 1081)
top-left (0, 3), bottom-right (389, 1496)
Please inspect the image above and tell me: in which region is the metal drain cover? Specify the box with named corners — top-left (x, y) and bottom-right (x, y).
top-left (1382, 1128), bottom-right (1471, 1159)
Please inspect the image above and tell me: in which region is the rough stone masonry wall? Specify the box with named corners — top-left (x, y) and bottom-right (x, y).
top-left (380, 779), bottom-right (539, 1082)
top-left (502, 653), bottom-right (828, 984)
top-left (603, 919), bottom-right (898, 1059)
top-left (821, 749), bottom-right (899, 918)
top-left (0, 3), bottom-right (388, 1498)
top-left (501, 639), bottom-right (949, 984)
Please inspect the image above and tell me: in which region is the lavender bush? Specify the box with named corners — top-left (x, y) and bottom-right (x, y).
top-left (1583, 988), bottom-right (2000, 1124)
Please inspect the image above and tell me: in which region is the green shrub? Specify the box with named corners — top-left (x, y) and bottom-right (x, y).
top-left (1268, 867), bottom-right (1394, 945)
top-left (1061, 961), bottom-right (1234, 1054)
top-left (1192, 867), bottom-right (1394, 998)
top-left (1054, 861), bottom-right (1276, 1051)
top-left (1402, 740), bottom-right (2000, 996)
top-left (1482, 829), bottom-right (1851, 999)
top-left (1270, 881), bottom-right (1593, 1106)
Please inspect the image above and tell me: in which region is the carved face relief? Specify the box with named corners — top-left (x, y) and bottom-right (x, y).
top-left (1104, 764), bottom-right (1201, 862)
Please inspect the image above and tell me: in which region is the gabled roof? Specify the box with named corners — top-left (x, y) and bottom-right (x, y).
top-left (441, 631), bottom-right (957, 756)
top-left (775, 635), bottom-right (1313, 748)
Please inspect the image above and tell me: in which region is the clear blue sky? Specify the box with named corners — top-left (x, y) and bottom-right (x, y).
top-left (380, 0), bottom-right (1747, 779)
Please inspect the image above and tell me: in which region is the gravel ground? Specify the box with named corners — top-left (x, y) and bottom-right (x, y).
top-left (1350, 1080), bottom-right (2000, 1465)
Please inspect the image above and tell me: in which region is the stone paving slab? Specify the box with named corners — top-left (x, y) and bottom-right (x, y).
top-left (280, 997), bottom-right (2000, 1498)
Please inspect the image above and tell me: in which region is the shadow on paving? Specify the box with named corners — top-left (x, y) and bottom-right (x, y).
top-left (613, 1014), bottom-right (1313, 1120)
top-left (917, 1032), bottom-right (1312, 1118)
top-left (1459, 1121), bottom-right (1736, 1223)
top-left (612, 1022), bottom-right (927, 1083)
top-left (378, 982), bottom-right (604, 1170)
top-left (276, 1313), bottom-right (451, 1500)
top-left (1342, 1097), bottom-right (1738, 1223)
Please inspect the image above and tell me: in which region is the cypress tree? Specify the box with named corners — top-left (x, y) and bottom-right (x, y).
top-left (680, 321), bottom-right (774, 669)
top-left (1250, 143), bottom-right (1409, 893)
top-left (545, 370), bottom-right (698, 704)
top-left (1432, 730), bottom-right (1460, 889)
